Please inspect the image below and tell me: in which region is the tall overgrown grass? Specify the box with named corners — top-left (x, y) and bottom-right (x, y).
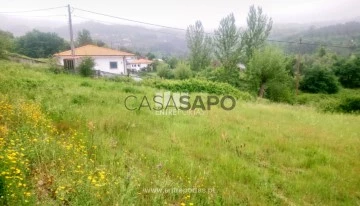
top-left (0, 60), bottom-right (359, 205)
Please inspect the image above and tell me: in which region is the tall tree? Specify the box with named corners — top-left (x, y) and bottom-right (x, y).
top-left (213, 13), bottom-right (242, 71)
top-left (333, 56), bottom-right (360, 88)
top-left (77, 29), bottom-right (93, 46)
top-left (146, 52), bottom-right (156, 60)
top-left (242, 5), bottom-right (273, 62)
top-left (246, 47), bottom-right (292, 99)
top-left (95, 39), bottom-right (106, 47)
top-left (15, 30), bottom-right (67, 58)
top-left (186, 21), bottom-right (212, 71)
top-left (0, 30), bottom-right (14, 59)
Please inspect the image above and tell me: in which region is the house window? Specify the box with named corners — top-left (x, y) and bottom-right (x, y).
top-left (110, 62), bottom-right (118, 69)
top-left (63, 59), bottom-right (75, 70)
top-left (138, 64), bottom-right (140, 67)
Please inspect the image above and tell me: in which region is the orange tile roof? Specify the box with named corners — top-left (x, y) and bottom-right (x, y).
top-left (54, 44), bottom-right (135, 56)
top-left (128, 58), bottom-right (153, 64)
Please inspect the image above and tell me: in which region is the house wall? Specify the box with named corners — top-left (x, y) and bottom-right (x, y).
top-left (93, 56), bottom-right (126, 74)
top-left (127, 63), bottom-right (149, 71)
top-left (57, 56), bottom-right (127, 75)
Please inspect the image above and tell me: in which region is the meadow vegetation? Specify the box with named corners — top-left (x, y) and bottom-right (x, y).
top-left (0, 61), bottom-right (359, 205)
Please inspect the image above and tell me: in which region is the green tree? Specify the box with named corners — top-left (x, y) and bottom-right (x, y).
top-left (317, 46), bottom-right (327, 57)
top-left (15, 30), bottom-right (67, 58)
top-left (208, 67), bottom-right (243, 88)
top-left (157, 63), bottom-right (173, 79)
top-left (300, 66), bottom-right (339, 94)
top-left (95, 40), bottom-right (106, 47)
top-left (213, 13), bottom-right (242, 71)
top-left (242, 5), bottom-right (273, 62)
top-left (166, 57), bottom-right (178, 69)
top-left (146, 52), bottom-right (156, 60)
top-left (77, 29), bottom-right (93, 46)
top-left (333, 57), bottom-right (360, 88)
top-left (78, 57), bottom-right (95, 77)
top-left (0, 30), bottom-right (14, 59)
top-left (246, 47), bottom-right (293, 100)
top-left (174, 62), bottom-right (192, 80)
top-left (186, 20), bottom-right (212, 71)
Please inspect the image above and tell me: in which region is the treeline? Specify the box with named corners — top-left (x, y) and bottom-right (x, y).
top-left (152, 5), bottom-right (360, 105)
top-left (0, 28), bottom-right (106, 59)
top-left (283, 22), bottom-right (360, 55)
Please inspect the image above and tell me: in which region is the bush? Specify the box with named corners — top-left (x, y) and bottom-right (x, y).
top-left (337, 96), bottom-right (360, 113)
top-left (300, 66), bottom-right (340, 94)
top-left (0, 30), bottom-right (14, 59)
top-left (207, 67), bottom-right (244, 88)
top-left (333, 57), bottom-right (360, 88)
top-left (174, 62), bottom-right (192, 80)
top-left (157, 63), bottom-right (174, 79)
top-left (106, 76), bottom-right (135, 84)
top-left (297, 89), bottom-right (360, 114)
top-left (48, 57), bottom-right (63, 74)
top-left (246, 47), bottom-right (295, 103)
top-left (265, 80), bottom-right (295, 103)
top-left (146, 78), bottom-right (253, 100)
top-left (78, 57), bottom-right (95, 77)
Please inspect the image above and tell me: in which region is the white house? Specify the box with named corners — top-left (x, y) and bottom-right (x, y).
top-left (54, 44), bottom-right (136, 75)
top-left (127, 58), bottom-right (153, 72)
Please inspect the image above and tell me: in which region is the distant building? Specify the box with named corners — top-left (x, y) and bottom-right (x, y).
top-left (237, 63), bottom-right (246, 71)
top-left (127, 58), bottom-right (153, 72)
top-left (54, 44), bottom-right (136, 75)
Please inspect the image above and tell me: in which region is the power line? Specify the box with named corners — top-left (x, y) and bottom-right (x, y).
top-left (73, 7), bottom-right (357, 49)
top-left (73, 7), bottom-right (187, 32)
top-left (267, 39), bottom-right (298, 44)
top-left (1, 5), bottom-right (357, 50)
top-left (3, 14), bottom-right (67, 18)
top-left (0, 6), bottom-right (66, 14)
top-left (267, 39), bottom-right (355, 49)
top-left (72, 15), bottom-right (185, 36)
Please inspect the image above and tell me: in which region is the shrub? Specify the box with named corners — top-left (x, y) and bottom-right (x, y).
top-left (106, 76), bottom-right (135, 84)
top-left (333, 57), bottom-right (360, 88)
top-left (265, 80), bottom-right (295, 103)
top-left (77, 57), bottom-right (95, 77)
top-left (147, 78), bottom-right (253, 100)
top-left (157, 63), bottom-right (174, 79)
top-left (0, 30), bottom-right (14, 59)
top-left (48, 57), bottom-right (63, 74)
top-left (208, 67), bottom-right (243, 88)
top-left (174, 62), bottom-right (192, 80)
top-left (299, 90), bottom-right (360, 114)
top-left (337, 96), bottom-right (360, 113)
top-left (246, 47), bottom-right (295, 102)
top-left (300, 66), bottom-right (340, 94)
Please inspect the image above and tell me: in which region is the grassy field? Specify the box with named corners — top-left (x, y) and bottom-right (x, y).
top-left (0, 61), bottom-right (359, 205)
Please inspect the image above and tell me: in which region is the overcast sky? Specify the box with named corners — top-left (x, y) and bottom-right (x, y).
top-left (1, 0), bottom-right (360, 29)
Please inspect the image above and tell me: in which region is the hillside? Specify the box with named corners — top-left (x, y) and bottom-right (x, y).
top-left (0, 61), bottom-right (359, 205)
top-left (276, 22), bottom-right (360, 55)
top-left (2, 14), bottom-right (360, 57)
top-left (0, 16), bottom-right (188, 57)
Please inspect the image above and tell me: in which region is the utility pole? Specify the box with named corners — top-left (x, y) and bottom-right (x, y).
top-left (67, 4), bottom-right (75, 57)
top-left (295, 38), bottom-right (302, 95)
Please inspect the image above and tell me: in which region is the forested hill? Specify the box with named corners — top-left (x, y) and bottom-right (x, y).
top-left (278, 22), bottom-right (360, 55)
top-left (1, 13), bottom-right (360, 57)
